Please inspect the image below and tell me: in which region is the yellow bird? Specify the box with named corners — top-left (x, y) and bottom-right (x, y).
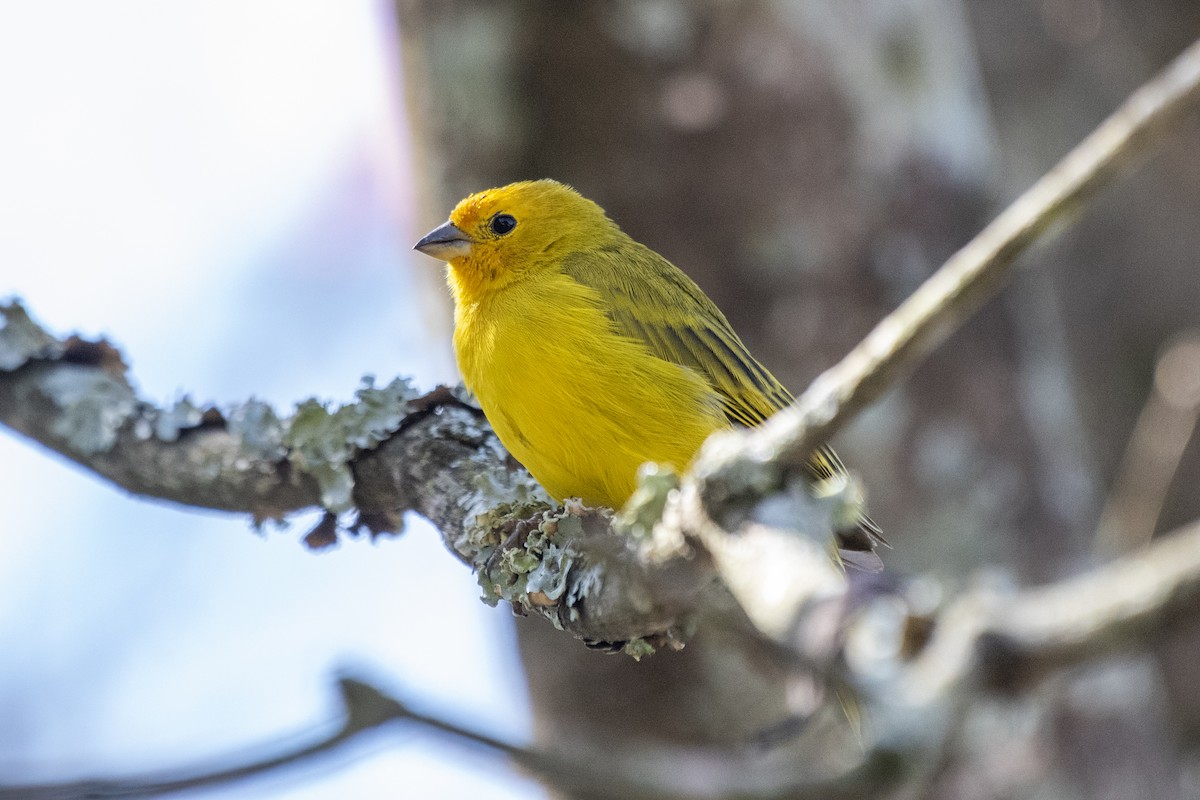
top-left (416, 179), bottom-right (881, 567)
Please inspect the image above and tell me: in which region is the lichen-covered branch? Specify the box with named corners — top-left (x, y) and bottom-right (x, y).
top-left (0, 300), bottom-right (711, 650)
top-left (0, 306), bottom-right (318, 517)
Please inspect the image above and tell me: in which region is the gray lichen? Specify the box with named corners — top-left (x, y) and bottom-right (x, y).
top-left (471, 501), bottom-right (612, 625)
top-left (0, 303), bottom-right (139, 456)
top-left (226, 399), bottom-right (288, 461)
top-left (0, 300), bottom-right (62, 370)
top-left (36, 367), bottom-right (137, 455)
top-left (613, 462), bottom-right (680, 540)
top-left (284, 376), bottom-right (420, 513)
top-left (152, 397), bottom-right (205, 442)
top-left (451, 443), bottom-right (550, 558)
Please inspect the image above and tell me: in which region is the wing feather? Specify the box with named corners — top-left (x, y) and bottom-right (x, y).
top-left (562, 243), bottom-right (789, 426)
top-left (561, 241), bottom-right (885, 566)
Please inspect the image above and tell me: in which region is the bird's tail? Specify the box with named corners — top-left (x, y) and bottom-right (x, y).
top-left (806, 445), bottom-right (888, 572)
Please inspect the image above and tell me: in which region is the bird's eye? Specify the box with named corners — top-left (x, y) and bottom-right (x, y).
top-left (490, 214), bottom-right (517, 236)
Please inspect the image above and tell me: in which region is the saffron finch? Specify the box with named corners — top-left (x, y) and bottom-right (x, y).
top-left (416, 180), bottom-right (881, 567)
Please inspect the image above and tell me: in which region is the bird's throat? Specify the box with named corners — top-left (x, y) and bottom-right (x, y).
top-left (447, 251), bottom-right (522, 307)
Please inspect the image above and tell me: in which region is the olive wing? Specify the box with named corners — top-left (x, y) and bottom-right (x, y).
top-left (561, 242), bottom-right (885, 567)
top-left (560, 242), bottom-right (792, 427)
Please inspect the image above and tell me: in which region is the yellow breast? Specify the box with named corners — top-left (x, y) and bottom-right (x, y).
top-left (453, 272), bottom-right (727, 508)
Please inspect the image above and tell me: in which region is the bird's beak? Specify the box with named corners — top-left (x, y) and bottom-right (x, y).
top-left (414, 221), bottom-right (473, 261)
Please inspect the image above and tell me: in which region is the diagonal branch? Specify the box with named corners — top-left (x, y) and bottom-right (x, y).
top-left (696, 35), bottom-right (1200, 482)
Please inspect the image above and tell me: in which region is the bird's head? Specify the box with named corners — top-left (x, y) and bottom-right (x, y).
top-left (414, 179), bottom-right (616, 299)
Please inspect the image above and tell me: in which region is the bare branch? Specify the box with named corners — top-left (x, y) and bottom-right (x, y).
top-left (0, 678), bottom-right (498, 800)
top-left (0, 679), bottom-right (375, 799)
top-left (0, 674), bottom-right (895, 800)
top-left (1093, 332), bottom-right (1200, 555)
top-left (981, 518), bottom-right (1200, 689)
top-left (696, 36), bottom-right (1200, 483)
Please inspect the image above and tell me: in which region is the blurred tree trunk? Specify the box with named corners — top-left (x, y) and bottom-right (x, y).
top-left (962, 1), bottom-right (1200, 792)
top-left (395, 0), bottom-right (1199, 795)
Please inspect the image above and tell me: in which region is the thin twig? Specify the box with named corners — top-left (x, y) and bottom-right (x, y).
top-left (0, 677), bottom-right (891, 800)
top-left (8, 517), bottom-right (1200, 800)
top-left (986, 517), bottom-right (1200, 688)
top-left (1093, 332), bottom-right (1200, 555)
top-left (0, 680), bottom-right (390, 800)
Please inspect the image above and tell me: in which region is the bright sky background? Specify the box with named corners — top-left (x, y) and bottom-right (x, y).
top-left (0, 2), bottom-right (539, 797)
